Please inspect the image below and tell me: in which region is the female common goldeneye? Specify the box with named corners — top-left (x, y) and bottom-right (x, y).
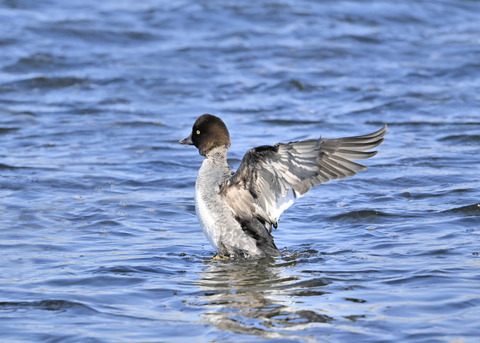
top-left (180, 114), bottom-right (387, 259)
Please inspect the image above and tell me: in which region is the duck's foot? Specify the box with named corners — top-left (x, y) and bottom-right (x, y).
top-left (212, 254), bottom-right (230, 260)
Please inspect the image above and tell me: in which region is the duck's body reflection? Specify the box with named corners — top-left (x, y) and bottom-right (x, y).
top-left (195, 255), bottom-right (332, 341)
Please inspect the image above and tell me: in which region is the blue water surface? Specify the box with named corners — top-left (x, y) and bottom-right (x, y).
top-left (1, 1), bottom-right (479, 342)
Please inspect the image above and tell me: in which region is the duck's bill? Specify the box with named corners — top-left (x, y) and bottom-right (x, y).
top-left (179, 134), bottom-right (193, 145)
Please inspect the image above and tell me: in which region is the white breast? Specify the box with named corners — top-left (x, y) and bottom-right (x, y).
top-left (194, 157), bottom-right (262, 257)
top-left (195, 183), bottom-right (221, 250)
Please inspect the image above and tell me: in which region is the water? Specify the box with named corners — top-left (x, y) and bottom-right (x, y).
top-left (1, 0), bottom-right (479, 342)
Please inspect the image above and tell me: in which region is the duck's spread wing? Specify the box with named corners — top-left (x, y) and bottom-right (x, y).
top-left (219, 125), bottom-right (387, 232)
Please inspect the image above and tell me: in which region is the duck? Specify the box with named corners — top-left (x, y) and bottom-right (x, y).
top-left (180, 114), bottom-right (387, 259)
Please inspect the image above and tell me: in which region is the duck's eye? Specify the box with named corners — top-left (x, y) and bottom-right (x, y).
top-left (196, 130), bottom-right (200, 135)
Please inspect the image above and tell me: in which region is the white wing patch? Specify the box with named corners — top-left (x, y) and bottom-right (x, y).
top-left (274, 188), bottom-right (296, 220)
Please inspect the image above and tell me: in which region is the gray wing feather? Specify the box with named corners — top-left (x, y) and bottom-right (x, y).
top-left (220, 125), bottom-right (387, 231)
